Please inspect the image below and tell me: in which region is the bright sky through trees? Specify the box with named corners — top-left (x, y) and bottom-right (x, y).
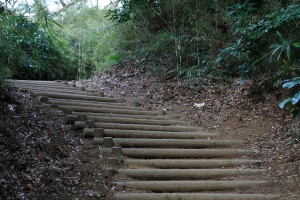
top-left (19, 0), bottom-right (111, 11)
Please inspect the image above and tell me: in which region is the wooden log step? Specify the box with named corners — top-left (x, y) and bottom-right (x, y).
top-left (90, 122), bottom-right (203, 132)
top-left (13, 80), bottom-right (77, 86)
top-left (67, 115), bottom-right (182, 125)
top-left (12, 80), bottom-right (59, 84)
top-left (49, 100), bottom-right (144, 111)
top-left (124, 158), bottom-right (260, 168)
top-left (16, 87), bottom-right (98, 96)
top-left (115, 180), bottom-right (267, 192)
top-left (108, 138), bottom-right (242, 148)
top-left (29, 92), bottom-right (121, 102)
top-left (13, 83), bottom-right (80, 90)
top-left (87, 116), bottom-right (182, 126)
top-left (117, 168), bottom-right (265, 180)
top-left (13, 82), bottom-right (79, 89)
top-left (13, 82), bottom-right (78, 89)
top-left (50, 98), bottom-right (128, 107)
top-left (14, 82), bottom-right (100, 94)
top-left (14, 82), bottom-right (101, 94)
top-left (120, 148), bottom-right (253, 159)
top-left (60, 105), bottom-right (158, 116)
top-left (83, 128), bottom-right (218, 139)
top-left (73, 112), bottom-right (170, 120)
top-left (114, 193), bottom-right (279, 200)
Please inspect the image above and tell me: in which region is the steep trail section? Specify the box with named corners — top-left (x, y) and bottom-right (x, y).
top-left (12, 80), bottom-right (282, 200)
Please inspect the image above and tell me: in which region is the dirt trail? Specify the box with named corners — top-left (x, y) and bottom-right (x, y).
top-left (11, 80), bottom-right (293, 200)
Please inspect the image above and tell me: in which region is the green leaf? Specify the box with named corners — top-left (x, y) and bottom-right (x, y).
top-left (216, 56), bottom-right (223, 63)
top-left (269, 44), bottom-right (281, 60)
top-left (279, 97), bottom-right (292, 109)
top-left (292, 42), bottom-right (300, 48)
top-left (286, 45), bottom-right (291, 60)
top-left (282, 81), bottom-right (300, 89)
top-left (284, 77), bottom-right (300, 83)
top-left (292, 91), bottom-right (300, 105)
top-left (276, 31), bottom-right (285, 43)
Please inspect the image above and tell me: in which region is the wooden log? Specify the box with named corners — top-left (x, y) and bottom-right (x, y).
top-left (117, 168), bottom-right (264, 180)
top-left (86, 120), bottom-right (95, 128)
top-left (144, 106), bottom-right (151, 111)
top-left (116, 180), bottom-right (266, 192)
top-left (114, 193), bottom-right (279, 200)
top-left (94, 128), bottom-right (104, 138)
top-left (121, 148), bottom-right (253, 159)
top-left (51, 104), bottom-right (59, 109)
top-left (124, 159), bottom-right (260, 169)
top-left (97, 91), bottom-right (104, 97)
top-left (75, 121), bottom-right (86, 130)
top-left (103, 137), bottom-right (113, 148)
top-left (51, 98), bottom-right (128, 106)
top-left (14, 86), bottom-right (97, 96)
top-left (93, 122), bottom-right (203, 132)
top-left (78, 115), bottom-right (87, 121)
top-left (92, 138), bottom-right (103, 145)
top-left (39, 96), bottom-right (49, 103)
top-left (82, 128), bottom-right (218, 139)
top-left (65, 115), bottom-right (78, 124)
top-left (72, 112), bottom-right (168, 120)
top-left (87, 116), bottom-right (182, 126)
top-left (60, 106), bottom-right (158, 116)
top-left (110, 138), bottom-right (242, 148)
top-left (79, 86), bottom-right (85, 91)
top-left (33, 92), bottom-right (121, 102)
top-left (112, 147), bottom-right (122, 157)
top-left (48, 100), bottom-right (144, 111)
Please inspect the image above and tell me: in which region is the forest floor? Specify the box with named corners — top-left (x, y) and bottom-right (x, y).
top-left (1, 64), bottom-right (300, 199)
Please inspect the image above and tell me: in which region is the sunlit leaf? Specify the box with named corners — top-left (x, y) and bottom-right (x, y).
top-left (292, 91), bottom-right (300, 105)
top-left (279, 97), bottom-right (292, 109)
top-left (282, 81), bottom-right (300, 89)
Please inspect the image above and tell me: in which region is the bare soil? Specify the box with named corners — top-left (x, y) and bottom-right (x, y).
top-left (1, 63), bottom-right (300, 199)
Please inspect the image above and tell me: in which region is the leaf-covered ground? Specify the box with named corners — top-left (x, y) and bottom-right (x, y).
top-left (0, 88), bottom-right (114, 199)
top-left (1, 63), bottom-right (300, 199)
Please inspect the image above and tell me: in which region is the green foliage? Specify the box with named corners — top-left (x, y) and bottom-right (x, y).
top-left (228, 0), bottom-right (258, 33)
top-left (279, 77), bottom-right (300, 118)
top-left (215, 1), bottom-right (300, 119)
top-left (0, 66), bottom-right (11, 94)
top-left (55, 4), bottom-right (119, 78)
top-left (106, 0), bottom-right (234, 80)
top-left (105, 0), bottom-right (300, 123)
top-left (106, 0), bottom-right (162, 23)
top-left (218, 3), bottom-right (300, 81)
top-left (270, 31), bottom-right (300, 61)
top-left (0, 4), bottom-right (75, 80)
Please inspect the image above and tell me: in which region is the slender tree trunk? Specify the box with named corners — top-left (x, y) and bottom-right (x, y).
top-left (59, 0), bottom-right (67, 7)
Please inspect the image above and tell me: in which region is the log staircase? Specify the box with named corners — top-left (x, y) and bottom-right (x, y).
top-left (12, 80), bottom-right (283, 200)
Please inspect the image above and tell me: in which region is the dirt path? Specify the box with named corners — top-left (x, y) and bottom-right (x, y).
top-left (10, 80), bottom-right (294, 200)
